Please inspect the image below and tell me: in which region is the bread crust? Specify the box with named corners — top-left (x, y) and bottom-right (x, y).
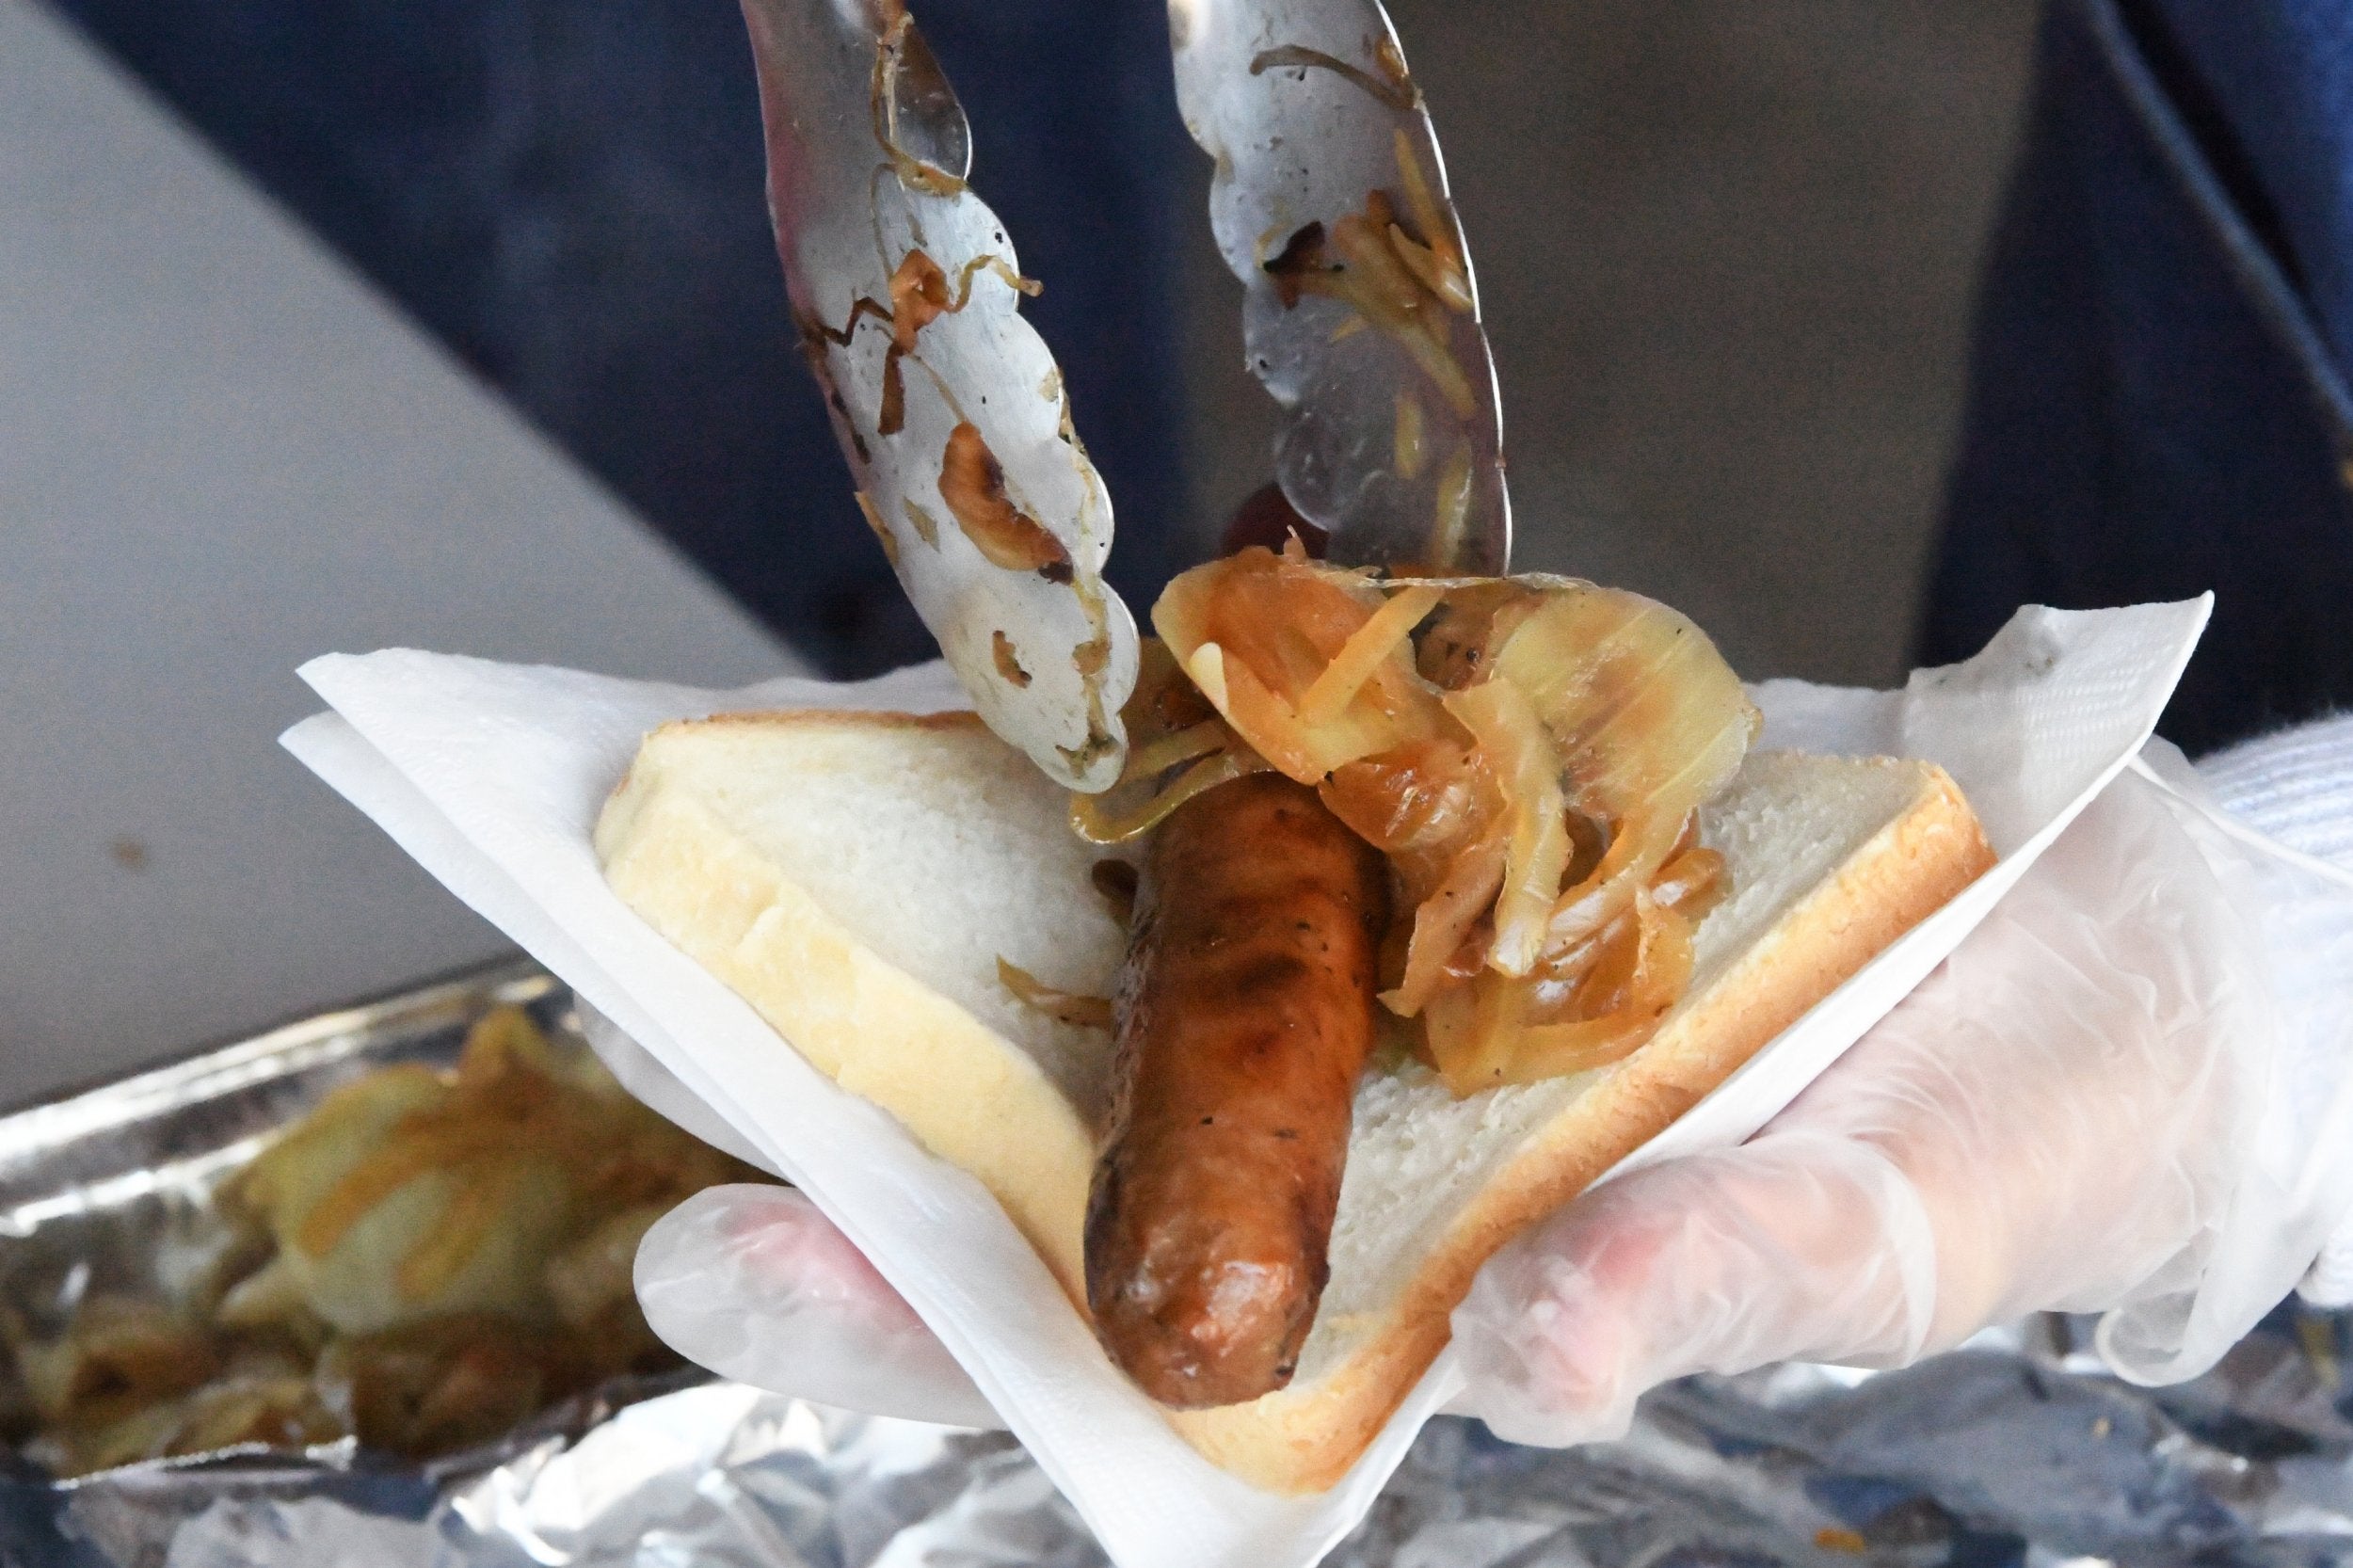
top-left (597, 714), bottom-right (1995, 1496)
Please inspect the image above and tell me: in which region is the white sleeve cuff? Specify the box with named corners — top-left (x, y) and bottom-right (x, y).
top-left (2199, 713), bottom-right (2353, 872)
top-left (2194, 715), bottom-right (2353, 1306)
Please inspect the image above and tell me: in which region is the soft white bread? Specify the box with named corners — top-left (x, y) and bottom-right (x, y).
top-left (595, 711), bottom-right (1993, 1493)
top-left (593, 711), bottom-right (1128, 1303)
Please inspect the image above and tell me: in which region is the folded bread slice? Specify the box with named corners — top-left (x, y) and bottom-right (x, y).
top-left (595, 709), bottom-right (1993, 1494)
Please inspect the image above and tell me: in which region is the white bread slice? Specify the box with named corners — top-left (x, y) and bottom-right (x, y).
top-left (593, 712), bottom-right (1130, 1304)
top-left (595, 711), bottom-right (1993, 1493)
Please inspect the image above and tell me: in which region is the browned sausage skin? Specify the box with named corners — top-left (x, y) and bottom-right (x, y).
top-left (1084, 774), bottom-right (1390, 1408)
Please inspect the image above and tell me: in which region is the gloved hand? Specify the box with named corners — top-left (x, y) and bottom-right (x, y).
top-left (616, 743), bottom-right (2353, 1439)
top-left (1454, 751), bottom-right (2353, 1443)
top-left (631, 1179), bottom-right (1000, 1428)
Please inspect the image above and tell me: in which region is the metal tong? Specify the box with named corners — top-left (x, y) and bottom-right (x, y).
top-left (739, 0), bottom-right (1511, 786)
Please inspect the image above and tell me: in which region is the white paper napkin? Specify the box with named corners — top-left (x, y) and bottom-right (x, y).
top-left (280, 596), bottom-right (2209, 1568)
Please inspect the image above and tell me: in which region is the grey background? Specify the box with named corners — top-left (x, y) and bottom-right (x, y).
top-left (0, 0), bottom-right (792, 1100)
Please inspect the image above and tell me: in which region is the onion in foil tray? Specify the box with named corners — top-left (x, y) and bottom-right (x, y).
top-left (4, 1007), bottom-right (763, 1478)
top-left (1080, 543), bottom-right (1759, 1095)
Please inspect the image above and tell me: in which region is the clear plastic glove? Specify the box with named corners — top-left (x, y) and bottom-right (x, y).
top-left (1456, 750), bottom-right (2353, 1444)
top-left (632, 1182), bottom-right (1000, 1429)
top-left (607, 747), bottom-right (2353, 1440)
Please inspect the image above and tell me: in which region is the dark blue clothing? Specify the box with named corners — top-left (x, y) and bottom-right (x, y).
top-left (1924, 0), bottom-right (2353, 756)
top-left (49, 0), bottom-right (1192, 678)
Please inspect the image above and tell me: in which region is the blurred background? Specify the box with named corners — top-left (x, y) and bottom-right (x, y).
top-left (4, 0), bottom-right (2041, 1085)
top-left (40, 0), bottom-right (2041, 686)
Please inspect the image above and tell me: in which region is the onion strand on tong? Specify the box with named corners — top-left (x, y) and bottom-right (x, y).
top-left (1169, 0), bottom-right (1512, 575)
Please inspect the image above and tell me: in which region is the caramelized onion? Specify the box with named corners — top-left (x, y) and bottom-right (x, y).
top-left (1320, 739), bottom-right (1506, 1016)
top-left (1298, 583), bottom-right (1441, 728)
top-left (1652, 837), bottom-right (1727, 920)
top-left (939, 423), bottom-right (1074, 581)
top-left (1154, 547), bottom-right (1446, 779)
top-left (1319, 738), bottom-right (1492, 856)
top-left (1423, 895), bottom-right (1696, 1093)
top-left (1123, 719), bottom-right (1227, 780)
top-left (1071, 748), bottom-right (1264, 845)
top-left (1490, 588), bottom-right (1756, 948)
top-left (996, 958), bottom-right (1114, 1030)
top-left (1069, 637), bottom-right (1269, 845)
top-left (1441, 679), bottom-right (1568, 977)
top-left (1384, 832), bottom-right (1505, 1015)
top-left (1112, 553), bottom-right (1759, 1096)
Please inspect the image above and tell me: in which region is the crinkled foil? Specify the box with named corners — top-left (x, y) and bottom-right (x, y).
top-left (8, 968), bottom-right (2353, 1566)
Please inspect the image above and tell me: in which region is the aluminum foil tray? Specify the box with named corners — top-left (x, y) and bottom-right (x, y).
top-left (7, 963), bottom-right (2353, 1566)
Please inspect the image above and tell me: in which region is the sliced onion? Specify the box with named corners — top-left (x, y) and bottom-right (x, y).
top-left (1504, 899), bottom-right (1694, 1084)
top-left (1299, 584), bottom-right (1442, 728)
top-left (1120, 720), bottom-right (1228, 783)
top-left (1318, 739), bottom-right (1494, 856)
top-left (1071, 635), bottom-right (1264, 844)
top-left (1422, 973), bottom-right (1520, 1095)
top-left (1544, 807), bottom-right (1667, 949)
top-left (1128, 557), bottom-right (1758, 1097)
top-left (1651, 836), bottom-right (1726, 920)
top-left (1154, 548), bottom-right (1449, 779)
top-left (1488, 589), bottom-right (1756, 948)
top-left (996, 958), bottom-right (1114, 1030)
top-left (1414, 581), bottom-right (1542, 690)
top-left (1069, 747), bottom-right (1265, 845)
top-left (1442, 679), bottom-right (1569, 977)
top-left (1426, 894), bottom-right (1698, 1092)
top-left (1321, 740), bottom-right (1507, 1017)
top-left (1381, 831), bottom-right (1505, 1016)
top-left (1490, 1013), bottom-right (1653, 1085)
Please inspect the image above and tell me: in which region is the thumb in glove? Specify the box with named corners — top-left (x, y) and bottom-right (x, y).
top-left (632, 1183), bottom-right (1001, 1429)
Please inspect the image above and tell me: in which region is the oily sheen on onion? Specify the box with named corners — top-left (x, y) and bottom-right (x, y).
top-left (1077, 545), bottom-right (1759, 1095)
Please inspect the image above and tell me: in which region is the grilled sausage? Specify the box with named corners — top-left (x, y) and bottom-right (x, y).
top-left (1083, 773), bottom-right (1389, 1407)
